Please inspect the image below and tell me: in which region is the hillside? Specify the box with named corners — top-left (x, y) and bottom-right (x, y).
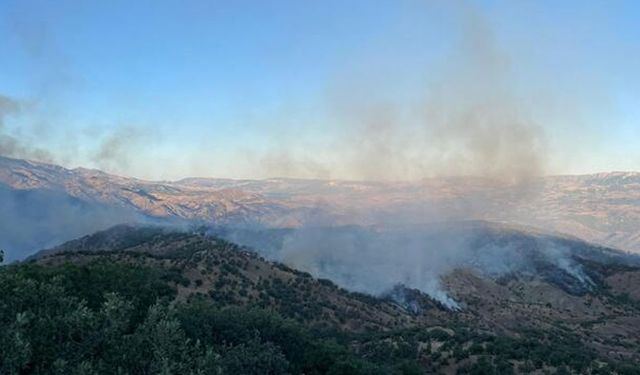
top-left (35, 225), bottom-right (442, 332)
top-left (13, 224), bottom-right (640, 374)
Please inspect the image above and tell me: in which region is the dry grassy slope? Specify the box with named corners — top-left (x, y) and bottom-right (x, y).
top-left (606, 270), bottom-right (640, 300)
top-left (442, 267), bottom-right (640, 362)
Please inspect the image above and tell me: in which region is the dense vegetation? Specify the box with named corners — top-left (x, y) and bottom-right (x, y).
top-left (0, 260), bottom-right (416, 374)
top-left (2, 239), bottom-right (640, 374)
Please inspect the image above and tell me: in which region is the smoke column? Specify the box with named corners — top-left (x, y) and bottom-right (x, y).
top-left (257, 2), bottom-right (555, 308)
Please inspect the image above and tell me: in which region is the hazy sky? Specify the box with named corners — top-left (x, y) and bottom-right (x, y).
top-left (1, 0), bottom-right (639, 180)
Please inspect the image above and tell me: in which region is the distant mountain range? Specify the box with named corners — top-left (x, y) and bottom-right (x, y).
top-left (3, 155), bottom-right (640, 259)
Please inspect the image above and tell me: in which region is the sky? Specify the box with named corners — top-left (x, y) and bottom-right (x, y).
top-left (0, 0), bottom-right (639, 181)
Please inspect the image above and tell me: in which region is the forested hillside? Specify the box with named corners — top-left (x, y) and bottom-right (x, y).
top-left (1, 226), bottom-right (640, 374)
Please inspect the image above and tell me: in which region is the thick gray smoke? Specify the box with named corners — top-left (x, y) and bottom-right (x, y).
top-left (262, 224), bottom-right (593, 309)
top-left (278, 226), bottom-right (464, 309)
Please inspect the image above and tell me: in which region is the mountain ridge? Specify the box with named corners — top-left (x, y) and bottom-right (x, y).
top-left (6, 154), bottom-right (640, 186)
top-left (4, 155), bottom-right (640, 261)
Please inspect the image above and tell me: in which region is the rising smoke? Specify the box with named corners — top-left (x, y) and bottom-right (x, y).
top-left (250, 222), bottom-right (594, 309)
top-left (251, 1), bottom-right (548, 185)
top-left (243, 3), bottom-right (564, 308)
top-left (1, 8), bottom-right (153, 177)
top-left (422, 3), bottom-right (547, 185)
top-left (0, 94), bottom-right (54, 162)
top-left (91, 125), bottom-right (153, 176)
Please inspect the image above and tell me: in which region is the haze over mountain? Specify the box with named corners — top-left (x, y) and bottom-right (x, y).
top-left (3, 155), bottom-right (640, 263)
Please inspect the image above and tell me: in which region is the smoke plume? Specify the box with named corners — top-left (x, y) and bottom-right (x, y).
top-left (251, 1), bottom-right (548, 186)
top-left (422, 3), bottom-right (547, 185)
top-left (246, 2), bottom-right (555, 307)
top-left (247, 223), bottom-right (594, 309)
top-left (91, 126), bottom-right (153, 176)
top-left (0, 94), bottom-right (53, 162)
